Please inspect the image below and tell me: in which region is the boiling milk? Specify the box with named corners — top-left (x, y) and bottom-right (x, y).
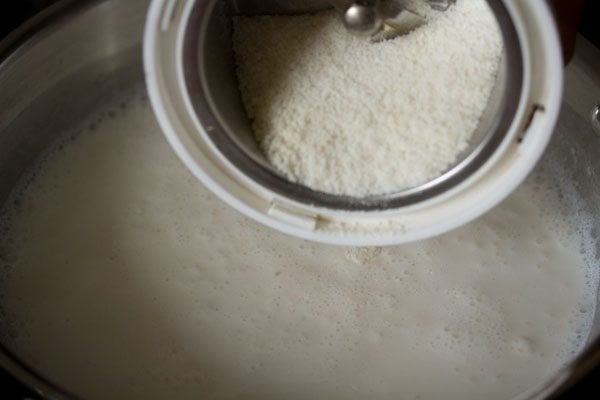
top-left (0, 92), bottom-right (596, 400)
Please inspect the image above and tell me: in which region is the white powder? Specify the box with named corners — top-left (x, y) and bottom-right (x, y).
top-left (232, 0), bottom-right (503, 197)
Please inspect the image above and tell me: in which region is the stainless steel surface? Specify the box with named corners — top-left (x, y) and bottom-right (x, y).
top-left (426, 0), bottom-right (455, 11)
top-left (371, 0), bottom-right (457, 42)
top-left (0, 0), bottom-right (149, 398)
top-left (330, 0), bottom-right (456, 41)
top-left (591, 105), bottom-right (600, 136)
top-left (342, 2), bottom-right (383, 36)
top-left (183, 0), bottom-right (523, 210)
top-left (329, 0), bottom-right (454, 38)
top-left (0, 0), bottom-right (146, 208)
top-left (0, 0), bottom-right (598, 399)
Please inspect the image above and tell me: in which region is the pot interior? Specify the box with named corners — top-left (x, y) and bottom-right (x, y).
top-left (0, 0), bottom-right (598, 399)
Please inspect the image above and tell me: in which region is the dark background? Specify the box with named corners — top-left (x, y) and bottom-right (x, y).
top-left (0, 1), bottom-right (599, 399)
top-left (1, 0), bottom-right (600, 47)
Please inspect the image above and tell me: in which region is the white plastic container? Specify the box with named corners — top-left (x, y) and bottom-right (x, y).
top-left (144, 0), bottom-right (563, 246)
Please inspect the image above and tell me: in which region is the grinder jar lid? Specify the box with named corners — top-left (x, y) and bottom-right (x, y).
top-left (143, 0), bottom-right (563, 246)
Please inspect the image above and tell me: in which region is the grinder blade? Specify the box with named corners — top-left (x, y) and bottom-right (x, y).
top-left (332, 0), bottom-right (456, 41)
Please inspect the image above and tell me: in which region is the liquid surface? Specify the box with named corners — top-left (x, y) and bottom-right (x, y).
top-left (0, 93), bottom-right (596, 400)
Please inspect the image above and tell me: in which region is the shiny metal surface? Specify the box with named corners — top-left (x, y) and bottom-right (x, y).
top-left (0, 0), bottom-right (598, 399)
top-left (184, 0), bottom-right (523, 210)
top-left (0, 0), bottom-right (146, 208)
top-left (591, 105), bottom-right (600, 136)
top-left (0, 0), bottom-right (148, 398)
top-left (328, 0), bottom-right (456, 38)
top-left (341, 2), bottom-right (382, 36)
top-left (425, 0), bottom-right (455, 10)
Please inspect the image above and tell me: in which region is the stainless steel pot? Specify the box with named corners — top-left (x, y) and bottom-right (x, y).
top-left (0, 0), bottom-right (598, 399)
